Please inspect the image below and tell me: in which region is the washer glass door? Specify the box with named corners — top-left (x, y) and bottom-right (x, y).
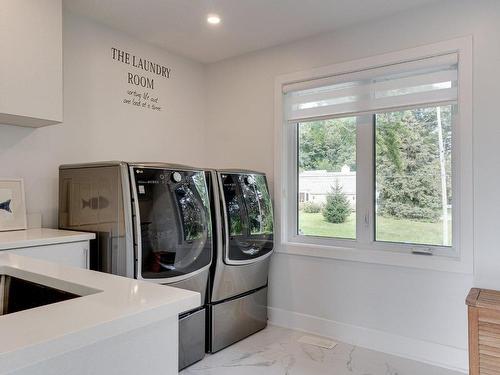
top-left (133, 168), bottom-right (212, 280)
top-left (221, 173), bottom-right (274, 262)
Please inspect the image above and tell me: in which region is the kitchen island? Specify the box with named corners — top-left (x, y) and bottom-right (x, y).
top-left (0, 252), bottom-right (199, 375)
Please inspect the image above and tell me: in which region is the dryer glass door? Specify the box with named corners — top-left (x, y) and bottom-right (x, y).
top-left (133, 168), bottom-right (212, 280)
top-left (221, 173), bottom-right (274, 262)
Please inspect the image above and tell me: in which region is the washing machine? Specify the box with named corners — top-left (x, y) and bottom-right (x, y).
top-left (59, 162), bottom-right (212, 370)
top-left (206, 169), bottom-right (274, 353)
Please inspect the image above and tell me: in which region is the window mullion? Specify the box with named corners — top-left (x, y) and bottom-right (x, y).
top-left (355, 115), bottom-right (375, 245)
top-left (286, 122), bottom-right (298, 242)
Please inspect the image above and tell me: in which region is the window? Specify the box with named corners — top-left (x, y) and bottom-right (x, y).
top-left (278, 43), bottom-right (472, 263)
top-left (375, 106), bottom-right (453, 247)
top-left (298, 117), bottom-right (357, 239)
top-left (295, 105), bottom-right (453, 248)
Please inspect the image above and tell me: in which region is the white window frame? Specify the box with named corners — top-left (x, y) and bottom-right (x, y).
top-left (274, 37), bottom-right (473, 274)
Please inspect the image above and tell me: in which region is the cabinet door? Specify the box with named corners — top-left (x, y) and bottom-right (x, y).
top-left (0, 0), bottom-right (63, 127)
top-left (8, 241), bottom-right (89, 269)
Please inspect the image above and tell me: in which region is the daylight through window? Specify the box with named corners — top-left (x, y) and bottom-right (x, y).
top-left (285, 53), bottom-right (458, 251)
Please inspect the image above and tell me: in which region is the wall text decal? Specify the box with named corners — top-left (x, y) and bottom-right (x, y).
top-left (111, 47), bottom-right (172, 111)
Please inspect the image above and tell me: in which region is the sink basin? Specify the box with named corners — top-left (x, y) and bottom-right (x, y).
top-left (0, 274), bottom-right (80, 316)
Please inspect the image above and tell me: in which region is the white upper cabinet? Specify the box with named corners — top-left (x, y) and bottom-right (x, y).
top-left (0, 0), bottom-right (63, 127)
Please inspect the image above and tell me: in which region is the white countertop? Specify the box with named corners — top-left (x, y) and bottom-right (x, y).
top-left (0, 228), bottom-right (95, 250)
top-left (0, 253), bottom-right (200, 373)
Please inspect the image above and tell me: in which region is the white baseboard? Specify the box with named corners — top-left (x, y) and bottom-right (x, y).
top-left (268, 306), bottom-right (468, 373)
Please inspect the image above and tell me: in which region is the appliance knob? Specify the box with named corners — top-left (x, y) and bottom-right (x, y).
top-left (172, 171), bottom-right (182, 183)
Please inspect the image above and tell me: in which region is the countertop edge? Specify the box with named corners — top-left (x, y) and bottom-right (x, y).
top-left (0, 293), bottom-right (199, 373)
top-left (0, 229), bottom-right (96, 250)
top-left (0, 253), bottom-right (200, 374)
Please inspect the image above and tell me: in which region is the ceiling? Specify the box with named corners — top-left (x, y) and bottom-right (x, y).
top-left (63, 0), bottom-right (443, 63)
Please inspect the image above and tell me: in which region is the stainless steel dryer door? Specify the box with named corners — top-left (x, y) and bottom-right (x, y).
top-left (131, 167), bottom-right (212, 283)
top-left (219, 172), bottom-right (274, 265)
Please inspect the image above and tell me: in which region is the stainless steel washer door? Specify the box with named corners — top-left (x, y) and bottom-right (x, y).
top-left (131, 167), bottom-right (212, 283)
top-left (219, 172), bottom-right (274, 265)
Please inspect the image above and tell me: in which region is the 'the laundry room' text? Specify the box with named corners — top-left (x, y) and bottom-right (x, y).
top-left (111, 47), bottom-right (172, 90)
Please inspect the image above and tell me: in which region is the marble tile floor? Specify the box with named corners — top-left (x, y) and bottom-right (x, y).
top-left (181, 325), bottom-right (463, 375)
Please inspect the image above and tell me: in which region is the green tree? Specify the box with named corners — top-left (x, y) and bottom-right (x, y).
top-left (299, 117), bottom-right (356, 172)
top-left (323, 183), bottom-right (351, 223)
top-left (375, 107), bottom-right (452, 221)
top-left (297, 106), bottom-right (452, 223)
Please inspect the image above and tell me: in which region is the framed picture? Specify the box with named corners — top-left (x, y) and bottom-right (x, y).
top-left (0, 179), bottom-right (27, 232)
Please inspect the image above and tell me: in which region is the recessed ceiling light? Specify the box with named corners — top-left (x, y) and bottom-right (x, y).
top-left (207, 14), bottom-right (221, 25)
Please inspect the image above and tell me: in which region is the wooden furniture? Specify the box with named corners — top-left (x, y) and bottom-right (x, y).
top-left (0, 228), bottom-right (95, 269)
top-left (467, 288), bottom-right (500, 375)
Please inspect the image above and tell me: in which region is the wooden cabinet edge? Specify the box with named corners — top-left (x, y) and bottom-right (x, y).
top-left (469, 306), bottom-right (480, 375)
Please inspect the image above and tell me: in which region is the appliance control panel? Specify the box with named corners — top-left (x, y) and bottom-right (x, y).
top-left (133, 168), bottom-right (186, 195)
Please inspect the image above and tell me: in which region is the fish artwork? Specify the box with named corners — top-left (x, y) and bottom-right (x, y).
top-left (82, 196), bottom-right (110, 210)
top-left (0, 199), bottom-right (12, 213)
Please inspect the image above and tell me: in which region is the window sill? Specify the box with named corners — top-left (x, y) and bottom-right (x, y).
top-left (276, 241), bottom-right (473, 274)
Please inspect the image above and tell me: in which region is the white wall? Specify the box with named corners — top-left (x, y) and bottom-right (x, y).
top-left (0, 10), bottom-right (207, 227)
top-left (205, 0), bottom-right (500, 371)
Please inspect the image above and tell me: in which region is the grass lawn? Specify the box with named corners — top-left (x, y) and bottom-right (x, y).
top-left (298, 211), bottom-right (452, 246)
